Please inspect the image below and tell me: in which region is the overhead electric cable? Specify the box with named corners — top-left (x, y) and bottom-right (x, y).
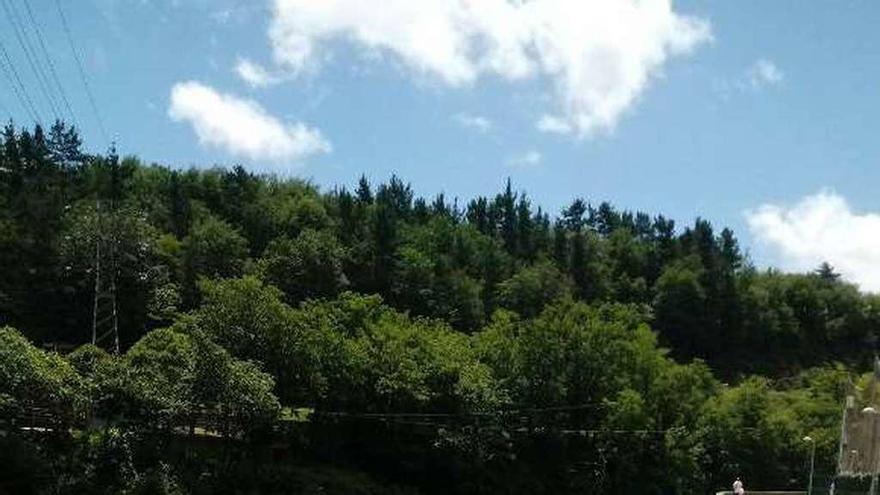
top-left (21, 0), bottom-right (77, 126)
top-left (1, 0), bottom-right (60, 120)
top-left (0, 36), bottom-right (41, 124)
top-left (54, 0), bottom-right (108, 143)
top-left (6, 0), bottom-right (61, 119)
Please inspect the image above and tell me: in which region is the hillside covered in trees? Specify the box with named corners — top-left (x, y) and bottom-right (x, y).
top-left (1, 122), bottom-right (877, 494)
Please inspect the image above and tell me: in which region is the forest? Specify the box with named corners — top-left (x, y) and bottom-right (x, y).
top-left (1, 121), bottom-right (877, 494)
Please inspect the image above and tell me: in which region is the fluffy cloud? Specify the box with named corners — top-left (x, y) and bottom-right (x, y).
top-left (235, 58), bottom-right (282, 88)
top-left (168, 81), bottom-right (331, 163)
top-left (536, 115), bottom-right (573, 135)
top-left (453, 113), bottom-right (493, 133)
top-left (268, 0), bottom-right (710, 136)
top-left (508, 150), bottom-right (542, 168)
top-left (746, 191), bottom-right (880, 292)
top-left (747, 59), bottom-right (783, 88)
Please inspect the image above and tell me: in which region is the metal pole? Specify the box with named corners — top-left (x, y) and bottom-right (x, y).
top-left (872, 411), bottom-right (879, 495)
top-left (807, 440), bottom-right (815, 495)
top-left (91, 199), bottom-right (101, 345)
top-left (871, 358), bottom-right (880, 495)
top-left (863, 407), bottom-right (880, 495)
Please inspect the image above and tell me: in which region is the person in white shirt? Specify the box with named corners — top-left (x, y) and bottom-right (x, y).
top-left (733, 477), bottom-right (745, 495)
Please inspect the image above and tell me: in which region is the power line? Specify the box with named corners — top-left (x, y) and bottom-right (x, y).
top-left (0, 1), bottom-right (43, 125)
top-left (311, 402), bottom-right (606, 420)
top-left (54, 0), bottom-right (108, 143)
top-left (0, 39), bottom-right (40, 123)
top-left (20, 0), bottom-right (77, 126)
top-left (307, 409), bottom-right (765, 438)
top-left (8, 0), bottom-right (62, 120)
top-left (1, 0), bottom-right (60, 121)
top-left (0, 36), bottom-right (41, 124)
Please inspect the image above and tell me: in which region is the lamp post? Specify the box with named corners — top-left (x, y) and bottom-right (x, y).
top-left (803, 436), bottom-right (815, 495)
top-left (864, 407), bottom-right (879, 495)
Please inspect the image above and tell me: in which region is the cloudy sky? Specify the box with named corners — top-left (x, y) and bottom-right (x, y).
top-left (4, 0), bottom-right (880, 290)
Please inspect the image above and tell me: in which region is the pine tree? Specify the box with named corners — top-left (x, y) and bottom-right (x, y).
top-left (719, 228), bottom-right (742, 271)
top-left (815, 261), bottom-right (841, 282)
top-left (466, 196), bottom-right (490, 234)
top-left (552, 219), bottom-right (568, 268)
top-left (48, 120), bottom-right (83, 166)
top-left (593, 202), bottom-right (619, 236)
top-left (497, 179), bottom-right (517, 253)
top-left (168, 171), bottom-right (191, 239)
top-left (562, 198), bottom-right (587, 232)
top-left (356, 174), bottom-right (373, 204)
top-left (431, 193), bottom-right (450, 219)
top-left (570, 230), bottom-right (587, 294)
top-left (516, 194), bottom-right (533, 259)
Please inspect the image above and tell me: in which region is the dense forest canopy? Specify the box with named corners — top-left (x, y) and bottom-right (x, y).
top-left (1, 122), bottom-right (876, 494)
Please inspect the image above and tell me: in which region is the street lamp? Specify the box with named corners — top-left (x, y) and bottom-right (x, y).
top-left (803, 436), bottom-right (815, 495)
top-left (864, 407), bottom-right (880, 495)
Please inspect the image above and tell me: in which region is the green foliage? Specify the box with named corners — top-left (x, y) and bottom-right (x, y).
top-left (128, 464), bottom-right (186, 495)
top-left (653, 256), bottom-right (709, 359)
top-left (181, 214), bottom-right (248, 306)
top-left (67, 343), bottom-right (112, 377)
top-left (258, 228), bottom-right (348, 304)
top-left (2, 123), bottom-right (877, 493)
top-left (694, 367), bottom-right (850, 492)
top-left (60, 200), bottom-right (167, 344)
top-left (0, 326), bottom-right (86, 424)
top-left (193, 278), bottom-right (505, 413)
top-left (496, 259), bottom-right (574, 318)
top-left (330, 297), bottom-right (506, 412)
top-left (66, 343), bottom-right (130, 420)
top-left (739, 270), bottom-right (875, 371)
top-left (123, 327), bottom-right (198, 425)
top-left (476, 300), bottom-right (664, 409)
top-left (121, 326), bottom-right (280, 431)
top-left (4, 122), bottom-right (875, 375)
top-left (195, 276), bottom-right (289, 358)
top-left (390, 219), bottom-right (500, 330)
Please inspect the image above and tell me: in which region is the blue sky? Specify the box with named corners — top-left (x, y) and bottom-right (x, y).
top-left (4, 0), bottom-right (880, 289)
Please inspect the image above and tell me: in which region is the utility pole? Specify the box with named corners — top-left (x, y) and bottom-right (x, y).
top-left (804, 436), bottom-right (816, 495)
top-left (91, 199), bottom-right (119, 354)
top-left (867, 358), bottom-right (880, 495)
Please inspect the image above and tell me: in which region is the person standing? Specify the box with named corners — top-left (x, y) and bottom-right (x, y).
top-left (733, 477), bottom-right (745, 495)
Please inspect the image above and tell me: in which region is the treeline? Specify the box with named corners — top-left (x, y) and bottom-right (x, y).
top-left (0, 289), bottom-right (855, 493)
top-left (0, 121), bottom-right (875, 493)
top-left (1, 122), bottom-right (877, 375)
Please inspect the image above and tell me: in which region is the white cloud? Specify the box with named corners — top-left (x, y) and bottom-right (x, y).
top-left (536, 115), bottom-right (573, 135)
top-left (168, 81), bottom-right (331, 163)
top-left (713, 58), bottom-right (784, 100)
top-left (453, 113), bottom-right (492, 133)
top-left (268, 0), bottom-right (711, 137)
top-left (508, 150), bottom-right (542, 168)
top-left (746, 191), bottom-right (880, 292)
top-left (747, 58), bottom-right (783, 88)
top-left (235, 58), bottom-right (282, 88)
